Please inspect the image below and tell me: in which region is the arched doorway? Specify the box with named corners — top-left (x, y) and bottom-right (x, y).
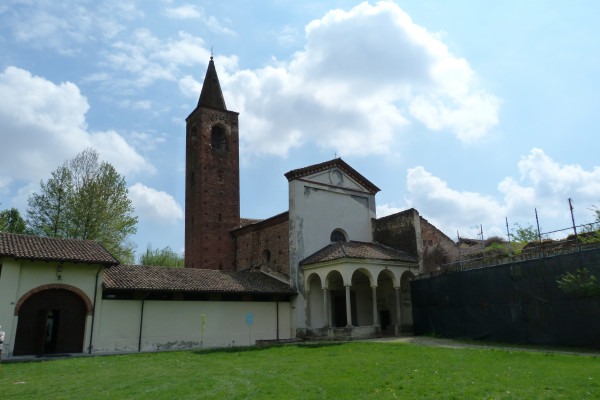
top-left (13, 288), bottom-right (88, 356)
top-left (325, 270), bottom-right (348, 327)
top-left (377, 270), bottom-right (397, 335)
top-left (350, 269), bottom-right (373, 327)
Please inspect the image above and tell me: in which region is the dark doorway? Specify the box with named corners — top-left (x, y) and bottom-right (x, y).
top-left (14, 289), bottom-right (87, 356)
top-left (380, 310), bottom-right (391, 331)
top-left (331, 291), bottom-right (357, 327)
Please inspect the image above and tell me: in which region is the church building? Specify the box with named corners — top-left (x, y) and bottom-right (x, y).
top-left (0, 58), bottom-right (455, 359)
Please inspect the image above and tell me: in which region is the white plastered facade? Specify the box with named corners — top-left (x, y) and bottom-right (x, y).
top-left (288, 165), bottom-right (417, 338)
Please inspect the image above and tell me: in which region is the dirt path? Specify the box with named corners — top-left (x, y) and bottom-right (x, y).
top-left (370, 336), bottom-right (600, 357)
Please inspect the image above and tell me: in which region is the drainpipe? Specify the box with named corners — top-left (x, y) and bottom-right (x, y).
top-left (276, 301), bottom-right (280, 340)
top-left (138, 300), bottom-right (145, 352)
top-left (88, 267), bottom-right (102, 354)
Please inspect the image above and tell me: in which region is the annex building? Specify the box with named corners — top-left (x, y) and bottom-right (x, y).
top-left (0, 58), bottom-right (455, 359)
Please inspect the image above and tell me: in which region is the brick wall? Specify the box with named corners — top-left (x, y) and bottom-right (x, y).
top-left (234, 212), bottom-right (290, 276)
top-left (419, 216), bottom-right (457, 273)
top-left (373, 209), bottom-right (419, 256)
top-left (374, 209), bottom-right (457, 274)
top-left (185, 106), bottom-right (240, 270)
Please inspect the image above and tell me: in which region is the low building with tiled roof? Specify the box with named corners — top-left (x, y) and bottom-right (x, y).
top-left (104, 264), bottom-right (294, 296)
top-left (0, 232), bottom-right (118, 265)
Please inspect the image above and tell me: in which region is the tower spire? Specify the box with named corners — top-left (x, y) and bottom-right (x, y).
top-left (198, 57), bottom-right (227, 110)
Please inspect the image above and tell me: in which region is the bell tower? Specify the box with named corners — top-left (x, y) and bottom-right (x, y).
top-left (185, 57), bottom-right (240, 270)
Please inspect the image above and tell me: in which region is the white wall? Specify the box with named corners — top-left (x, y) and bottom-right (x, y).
top-left (0, 257), bottom-right (101, 358)
top-left (289, 167), bottom-right (376, 330)
top-left (91, 299), bottom-right (291, 353)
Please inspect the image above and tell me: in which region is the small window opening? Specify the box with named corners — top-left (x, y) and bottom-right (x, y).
top-left (211, 126), bottom-right (227, 150)
top-left (262, 249), bottom-right (271, 264)
top-left (330, 229), bottom-right (347, 243)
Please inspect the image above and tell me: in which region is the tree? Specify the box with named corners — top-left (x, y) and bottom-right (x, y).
top-left (0, 207), bottom-right (27, 234)
top-left (27, 165), bottom-right (72, 237)
top-left (27, 148), bottom-right (138, 263)
top-left (511, 223), bottom-right (538, 244)
top-left (140, 244), bottom-right (185, 268)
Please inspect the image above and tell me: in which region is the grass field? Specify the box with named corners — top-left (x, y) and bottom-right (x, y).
top-left (1, 341), bottom-right (599, 399)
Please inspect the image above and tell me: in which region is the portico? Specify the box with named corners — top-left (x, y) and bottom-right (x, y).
top-left (301, 241), bottom-right (417, 339)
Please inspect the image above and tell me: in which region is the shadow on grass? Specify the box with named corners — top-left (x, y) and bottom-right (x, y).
top-left (191, 341), bottom-right (346, 355)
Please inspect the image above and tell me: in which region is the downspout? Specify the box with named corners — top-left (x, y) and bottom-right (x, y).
top-left (138, 299), bottom-right (145, 352)
top-left (276, 301), bottom-right (280, 341)
top-left (88, 266), bottom-right (102, 354)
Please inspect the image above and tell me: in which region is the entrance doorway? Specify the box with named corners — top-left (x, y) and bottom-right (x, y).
top-left (14, 289), bottom-right (87, 356)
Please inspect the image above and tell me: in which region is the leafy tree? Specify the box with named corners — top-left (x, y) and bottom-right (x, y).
top-left (27, 148), bottom-right (138, 263)
top-left (557, 268), bottom-right (600, 297)
top-left (27, 165), bottom-right (72, 237)
top-left (511, 223), bottom-right (538, 244)
top-left (508, 223), bottom-right (539, 255)
top-left (140, 244), bottom-right (185, 268)
top-left (0, 207), bottom-right (28, 234)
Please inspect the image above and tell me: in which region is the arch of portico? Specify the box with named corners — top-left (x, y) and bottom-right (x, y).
top-left (303, 260), bottom-right (415, 337)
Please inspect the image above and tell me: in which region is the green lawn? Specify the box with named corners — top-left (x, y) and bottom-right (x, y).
top-left (1, 342), bottom-right (599, 399)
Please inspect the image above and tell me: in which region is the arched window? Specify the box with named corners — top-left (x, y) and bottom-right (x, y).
top-left (211, 126), bottom-right (227, 150)
top-left (330, 229), bottom-right (347, 243)
top-left (262, 249), bottom-right (271, 264)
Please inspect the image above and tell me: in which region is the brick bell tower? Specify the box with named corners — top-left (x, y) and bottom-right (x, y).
top-left (185, 57), bottom-right (240, 270)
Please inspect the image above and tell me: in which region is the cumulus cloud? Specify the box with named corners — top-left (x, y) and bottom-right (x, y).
top-left (499, 148), bottom-right (600, 219)
top-left (402, 148), bottom-right (600, 238)
top-left (0, 66), bottom-right (153, 186)
top-left (405, 165), bottom-right (506, 236)
top-left (192, 1), bottom-right (499, 157)
top-left (129, 183), bottom-right (183, 225)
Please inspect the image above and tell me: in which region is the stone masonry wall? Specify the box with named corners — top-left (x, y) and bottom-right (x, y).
top-left (419, 216), bottom-right (457, 273)
top-left (373, 209), bottom-right (419, 256)
top-left (235, 213), bottom-right (290, 276)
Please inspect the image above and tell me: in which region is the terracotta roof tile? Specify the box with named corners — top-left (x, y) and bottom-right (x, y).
top-left (0, 232), bottom-right (118, 265)
top-left (300, 241), bottom-right (417, 266)
top-left (284, 158), bottom-right (380, 194)
top-left (104, 264), bottom-right (296, 294)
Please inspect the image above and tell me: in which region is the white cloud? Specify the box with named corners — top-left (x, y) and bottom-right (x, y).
top-left (499, 148), bottom-right (600, 220)
top-left (164, 4), bottom-right (202, 19)
top-left (163, 4), bottom-right (234, 35)
top-left (376, 204), bottom-right (404, 218)
top-left (3, 1), bottom-right (135, 54)
top-left (405, 165), bottom-right (506, 236)
top-left (199, 1), bottom-right (500, 157)
top-left (0, 66), bottom-right (153, 186)
top-left (403, 148), bottom-right (600, 239)
top-left (129, 183), bottom-right (183, 225)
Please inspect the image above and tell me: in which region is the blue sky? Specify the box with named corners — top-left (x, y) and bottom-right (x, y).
top-left (1, 1), bottom-right (599, 259)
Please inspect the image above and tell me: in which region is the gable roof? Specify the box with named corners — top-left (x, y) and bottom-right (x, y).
top-left (0, 232), bottom-right (118, 265)
top-left (103, 264), bottom-right (296, 295)
top-left (284, 158), bottom-right (380, 194)
top-left (300, 240), bottom-right (417, 266)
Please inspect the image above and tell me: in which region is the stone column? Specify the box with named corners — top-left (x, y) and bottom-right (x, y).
top-left (305, 290), bottom-right (311, 328)
top-left (345, 285), bottom-right (352, 327)
top-left (371, 286), bottom-right (379, 326)
top-left (394, 287), bottom-right (402, 336)
top-left (322, 288), bottom-right (329, 328)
